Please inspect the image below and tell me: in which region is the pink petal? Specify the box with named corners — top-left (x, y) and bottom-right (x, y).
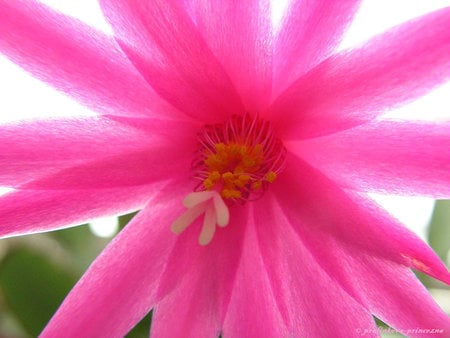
top-left (41, 182), bottom-right (185, 337)
top-left (273, 0), bottom-right (361, 96)
top-left (0, 117), bottom-right (158, 162)
top-left (0, 116), bottom-right (196, 188)
top-left (0, 0), bottom-right (175, 118)
top-left (151, 275), bottom-right (221, 338)
top-left (0, 184), bottom-right (159, 238)
top-left (154, 205), bottom-right (248, 325)
top-left (274, 156), bottom-right (450, 285)
top-left (148, 204), bottom-right (248, 336)
top-left (353, 257), bottom-right (450, 336)
top-left (20, 119), bottom-right (196, 189)
top-left (272, 189), bottom-right (450, 335)
top-left (99, 0), bottom-right (244, 122)
top-left (222, 208), bottom-right (288, 338)
top-left (0, 116), bottom-right (174, 186)
top-left (295, 121), bottom-right (450, 197)
top-left (191, 0), bottom-right (273, 112)
top-left (296, 221), bottom-right (450, 336)
top-left (253, 194), bottom-right (379, 336)
top-left (270, 7), bottom-right (450, 139)
top-left (23, 148), bottom-right (191, 190)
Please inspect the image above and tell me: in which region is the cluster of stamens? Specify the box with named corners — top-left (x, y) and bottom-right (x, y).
top-left (201, 143), bottom-right (277, 199)
top-left (171, 114), bottom-right (286, 245)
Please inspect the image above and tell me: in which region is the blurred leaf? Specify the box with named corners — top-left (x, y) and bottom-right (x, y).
top-left (50, 224), bottom-right (111, 272)
top-left (50, 223), bottom-right (91, 250)
top-left (416, 200), bottom-right (450, 288)
top-left (0, 310), bottom-right (28, 338)
top-left (413, 269), bottom-right (431, 288)
top-left (428, 200), bottom-right (450, 263)
top-left (126, 311), bottom-right (152, 338)
top-left (374, 317), bottom-right (404, 337)
top-left (0, 248), bottom-right (77, 336)
top-left (119, 211), bottom-right (138, 229)
top-left (374, 317), bottom-right (389, 328)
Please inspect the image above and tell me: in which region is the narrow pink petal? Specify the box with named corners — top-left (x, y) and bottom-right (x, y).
top-left (99, 0), bottom-right (244, 122)
top-left (0, 184), bottom-right (159, 238)
top-left (0, 116), bottom-right (195, 187)
top-left (297, 221), bottom-right (450, 337)
top-left (222, 208), bottom-right (288, 338)
top-left (150, 219), bottom-right (228, 338)
top-left (270, 7), bottom-right (450, 139)
top-left (191, 0), bottom-right (273, 112)
top-left (23, 148), bottom-right (190, 190)
top-left (273, 0), bottom-right (361, 96)
top-left (275, 156), bottom-right (450, 284)
top-left (0, 117), bottom-right (158, 186)
top-left (21, 121), bottom-right (196, 189)
top-left (41, 182), bottom-right (185, 338)
top-left (295, 121), bottom-right (450, 197)
top-left (151, 274), bottom-right (221, 338)
top-left (154, 205), bottom-right (248, 325)
top-left (353, 258), bottom-right (450, 336)
top-left (274, 190), bottom-right (450, 336)
top-left (253, 194), bottom-right (379, 337)
top-left (0, 0), bottom-right (176, 118)
top-left (0, 117), bottom-right (150, 162)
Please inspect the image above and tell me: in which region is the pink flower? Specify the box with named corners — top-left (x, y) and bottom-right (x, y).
top-left (1, 0), bottom-right (450, 337)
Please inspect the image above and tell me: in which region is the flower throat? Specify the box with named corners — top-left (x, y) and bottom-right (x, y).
top-left (194, 114), bottom-right (285, 201)
top-left (171, 114), bottom-right (286, 245)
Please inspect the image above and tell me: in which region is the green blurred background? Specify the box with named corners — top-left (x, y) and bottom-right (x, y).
top-left (0, 202), bottom-right (448, 338)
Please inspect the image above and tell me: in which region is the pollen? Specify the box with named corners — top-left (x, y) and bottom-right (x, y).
top-left (194, 114), bottom-right (286, 202)
top-left (265, 171), bottom-right (277, 183)
top-left (172, 113), bottom-right (286, 245)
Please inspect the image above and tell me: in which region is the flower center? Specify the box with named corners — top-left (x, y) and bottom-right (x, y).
top-left (171, 114), bottom-right (286, 245)
top-left (194, 114), bottom-right (285, 200)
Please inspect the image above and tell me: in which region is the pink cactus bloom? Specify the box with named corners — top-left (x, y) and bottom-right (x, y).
top-left (1, 0), bottom-right (450, 337)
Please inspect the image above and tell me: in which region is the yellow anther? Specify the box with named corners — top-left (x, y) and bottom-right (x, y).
top-left (222, 189), bottom-right (241, 199)
top-left (238, 174), bottom-right (250, 184)
top-left (238, 145), bottom-right (247, 156)
top-left (196, 114), bottom-right (286, 203)
top-left (222, 171), bottom-right (234, 182)
top-left (209, 171), bottom-right (221, 181)
top-left (203, 178), bottom-right (215, 190)
top-left (230, 144), bottom-right (239, 153)
top-left (234, 174), bottom-right (250, 188)
top-left (201, 137), bottom-right (280, 200)
top-left (234, 166), bottom-right (244, 175)
top-left (215, 143), bottom-right (226, 152)
top-left (265, 171), bottom-right (277, 183)
top-left (242, 157), bottom-right (256, 167)
top-left (251, 144), bottom-right (263, 155)
top-left (204, 155), bottom-right (218, 167)
top-left (252, 181), bottom-right (262, 190)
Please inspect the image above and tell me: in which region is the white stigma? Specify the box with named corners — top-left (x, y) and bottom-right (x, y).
top-left (171, 191), bottom-right (230, 245)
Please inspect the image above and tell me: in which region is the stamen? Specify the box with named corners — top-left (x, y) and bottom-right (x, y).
top-left (170, 191), bottom-right (230, 246)
top-left (198, 206), bottom-right (216, 245)
top-left (183, 190), bottom-right (215, 208)
top-left (213, 192), bottom-right (229, 226)
top-left (172, 113), bottom-right (286, 245)
top-left (171, 202), bottom-right (207, 235)
top-left (194, 114), bottom-right (286, 203)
